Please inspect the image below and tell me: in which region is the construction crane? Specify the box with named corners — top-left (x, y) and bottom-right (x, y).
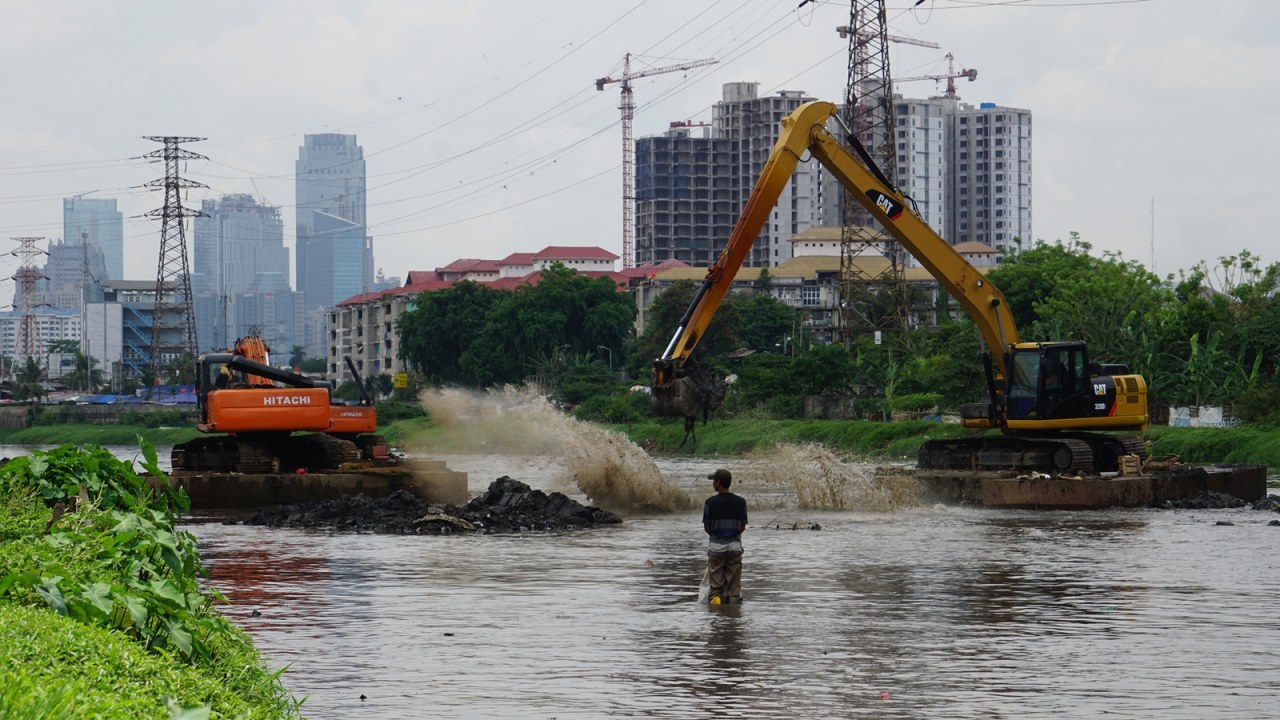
top-left (596, 53), bottom-right (717, 269)
top-left (897, 53), bottom-right (978, 99)
top-left (836, 25), bottom-right (941, 51)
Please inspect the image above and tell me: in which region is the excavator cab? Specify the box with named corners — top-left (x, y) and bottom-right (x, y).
top-left (1005, 343), bottom-right (1089, 422)
top-left (996, 341), bottom-right (1146, 433)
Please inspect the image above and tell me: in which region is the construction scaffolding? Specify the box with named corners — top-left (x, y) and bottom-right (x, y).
top-left (144, 136), bottom-right (206, 383)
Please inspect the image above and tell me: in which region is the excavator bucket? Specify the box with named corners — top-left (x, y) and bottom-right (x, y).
top-left (650, 360), bottom-right (727, 420)
top-left (651, 375), bottom-right (703, 418)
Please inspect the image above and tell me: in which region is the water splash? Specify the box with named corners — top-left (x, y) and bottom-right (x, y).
top-left (415, 387), bottom-right (691, 513)
top-left (741, 443), bottom-right (924, 511)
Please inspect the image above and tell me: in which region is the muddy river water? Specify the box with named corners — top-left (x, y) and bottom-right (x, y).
top-left (11, 390), bottom-right (1275, 719)
top-left (187, 445), bottom-right (1280, 719)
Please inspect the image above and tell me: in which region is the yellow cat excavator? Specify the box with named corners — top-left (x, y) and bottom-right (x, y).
top-left (652, 101), bottom-right (1148, 472)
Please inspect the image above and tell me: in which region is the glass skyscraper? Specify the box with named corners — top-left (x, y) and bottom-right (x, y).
top-left (295, 134), bottom-right (372, 311)
top-left (63, 197), bottom-right (123, 280)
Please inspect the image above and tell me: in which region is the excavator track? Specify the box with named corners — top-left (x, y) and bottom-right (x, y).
top-left (172, 433), bottom-right (366, 474)
top-left (918, 434), bottom-right (1147, 473)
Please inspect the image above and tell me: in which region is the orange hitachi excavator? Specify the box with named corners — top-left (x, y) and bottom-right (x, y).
top-left (652, 101), bottom-right (1149, 473)
top-left (170, 336), bottom-right (395, 474)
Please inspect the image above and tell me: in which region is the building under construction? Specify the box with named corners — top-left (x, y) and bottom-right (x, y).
top-left (635, 82), bottom-right (832, 268)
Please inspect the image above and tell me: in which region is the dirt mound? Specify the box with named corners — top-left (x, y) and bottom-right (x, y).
top-left (243, 477), bottom-right (622, 534)
top-left (1154, 490), bottom-right (1249, 510)
top-left (1252, 494), bottom-right (1280, 512)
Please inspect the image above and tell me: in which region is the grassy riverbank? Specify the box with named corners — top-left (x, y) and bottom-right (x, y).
top-left (0, 443), bottom-right (301, 718)
top-left (0, 424), bottom-right (199, 448)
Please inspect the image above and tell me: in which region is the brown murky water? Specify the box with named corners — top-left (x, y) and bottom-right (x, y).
top-left (184, 393), bottom-right (1280, 718)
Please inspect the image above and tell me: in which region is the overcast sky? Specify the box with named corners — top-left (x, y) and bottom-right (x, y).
top-left (0, 0), bottom-right (1274, 288)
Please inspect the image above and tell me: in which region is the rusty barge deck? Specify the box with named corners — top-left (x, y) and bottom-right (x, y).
top-left (905, 463), bottom-right (1268, 510)
top-left (167, 459), bottom-right (468, 509)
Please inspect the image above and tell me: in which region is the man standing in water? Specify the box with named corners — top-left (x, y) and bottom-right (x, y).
top-left (703, 468), bottom-right (747, 605)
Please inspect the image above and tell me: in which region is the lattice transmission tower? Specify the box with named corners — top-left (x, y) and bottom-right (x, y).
top-left (10, 236), bottom-right (46, 369)
top-left (835, 0), bottom-right (913, 345)
top-left (144, 136), bottom-right (206, 383)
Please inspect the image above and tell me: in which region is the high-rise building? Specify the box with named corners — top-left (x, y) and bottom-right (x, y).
top-left (945, 101), bottom-right (1032, 252)
top-left (639, 85), bottom-right (1033, 266)
top-left (635, 83), bottom-right (830, 268)
top-left (63, 197), bottom-right (124, 281)
top-left (34, 239), bottom-right (106, 310)
top-left (635, 124), bottom-right (732, 266)
top-left (888, 97), bottom-right (951, 239)
top-left (192, 194), bottom-right (293, 351)
top-left (295, 134), bottom-right (372, 312)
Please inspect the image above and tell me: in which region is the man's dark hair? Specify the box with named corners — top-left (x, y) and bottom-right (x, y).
top-left (708, 468), bottom-right (732, 488)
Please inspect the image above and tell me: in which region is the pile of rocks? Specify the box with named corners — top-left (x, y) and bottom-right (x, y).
top-left (244, 476), bottom-right (622, 534)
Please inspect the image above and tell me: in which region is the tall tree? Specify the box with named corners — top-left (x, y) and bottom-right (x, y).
top-left (461, 264), bottom-right (637, 387)
top-left (633, 280), bottom-right (741, 376)
top-left (64, 352), bottom-right (103, 393)
top-left (397, 280), bottom-right (506, 384)
top-left (737, 293), bottom-right (800, 352)
top-left (14, 357), bottom-right (46, 405)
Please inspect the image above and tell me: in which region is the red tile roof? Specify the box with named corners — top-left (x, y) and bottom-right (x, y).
top-left (437, 258), bottom-right (500, 273)
top-left (336, 257), bottom-right (630, 306)
top-left (405, 270), bottom-right (443, 285)
top-left (624, 259), bottom-right (690, 278)
top-left (534, 245), bottom-right (620, 261)
top-left (499, 252), bottom-right (538, 266)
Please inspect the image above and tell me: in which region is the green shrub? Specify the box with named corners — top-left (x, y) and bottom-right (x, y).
top-left (573, 394), bottom-right (644, 424)
top-left (0, 440), bottom-right (301, 718)
top-left (375, 400), bottom-right (428, 424)
top-left (890, 393), bottom-right (943, 413)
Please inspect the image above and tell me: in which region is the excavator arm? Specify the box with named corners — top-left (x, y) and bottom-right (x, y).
top-left (653, 101), bottom-right (1018, 422)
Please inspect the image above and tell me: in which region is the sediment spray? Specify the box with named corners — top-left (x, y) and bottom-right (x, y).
top-left (417, 387), bottom-right (691, 513)
top-left (738, 443), bottom-right (924, 511)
